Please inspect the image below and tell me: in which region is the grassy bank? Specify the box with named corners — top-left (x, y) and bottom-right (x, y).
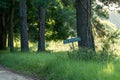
top-left (0, 52), bottom-right (120, 80)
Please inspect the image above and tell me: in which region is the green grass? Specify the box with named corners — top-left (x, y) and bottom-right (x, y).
top-left (0, 52), bottom-right (120, 80)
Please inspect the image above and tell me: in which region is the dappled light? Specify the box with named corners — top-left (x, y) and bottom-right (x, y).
top-left (102, 63), bottom-right (114, 75)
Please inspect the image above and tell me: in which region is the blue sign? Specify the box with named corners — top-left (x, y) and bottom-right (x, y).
top-left (63, 37), bottom-right (81, 44)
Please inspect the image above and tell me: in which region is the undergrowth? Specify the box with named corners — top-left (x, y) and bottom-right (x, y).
top-left (67, 49), bottom-right (119, 63)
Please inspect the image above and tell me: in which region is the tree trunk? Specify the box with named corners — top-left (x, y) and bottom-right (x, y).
top-left (8, 0), bottom-right (15, 52)
top-left (19, 0), bottom-right (29, 52)
top-left (0, 13), bottom-right (3, 50)
top-left (0, 12), bottom-right (7, 50)
top-left (76, 0), bottom-right (95, 50)
top-left (38, 7), bottom-right (45, 52)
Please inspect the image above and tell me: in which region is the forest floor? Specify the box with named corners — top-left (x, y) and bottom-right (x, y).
top-left (0, 65), bottom-right (35, 80)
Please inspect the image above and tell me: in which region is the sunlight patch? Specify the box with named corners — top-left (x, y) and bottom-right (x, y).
top-left (102, 63), bottom-right (114, 74)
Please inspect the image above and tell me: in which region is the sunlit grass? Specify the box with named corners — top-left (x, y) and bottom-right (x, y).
top-left (14, 39), bottom-right (79, 52)
top-left (46, 41), bottom-right (78, 52)
top-left (102, 63), bottom-right (114, 74)
top-left (13, 37), bottom-right (120, 54)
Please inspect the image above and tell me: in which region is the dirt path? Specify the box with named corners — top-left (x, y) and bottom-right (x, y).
top-left (0, 66), bottom-right (34, 80)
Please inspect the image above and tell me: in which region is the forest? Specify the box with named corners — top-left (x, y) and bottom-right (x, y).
top-left (0, 0), bottom-right (120, 80)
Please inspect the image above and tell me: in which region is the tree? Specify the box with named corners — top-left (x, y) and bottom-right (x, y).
top-left (33, 0), bottom-right (55, 51)
top-left (0, 11), bottom-right (4, 50)
top-left (19, 0), bottom-right (29, 52)
top-left (38, 7), bottom-right (45, 51)
top-left (8, 0), bottom-right (15, 52)
top-left (76, 0), bottom-right (95, 50)
top-left (0, 0), bottom-right (8, 50)
top-left (46, 2), bottom-right (74, 41)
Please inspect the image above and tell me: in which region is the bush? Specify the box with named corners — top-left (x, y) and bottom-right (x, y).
top-left (67, 49), bottom-right (96, 61)
top-left (67, 48), bottom-right (118, 63)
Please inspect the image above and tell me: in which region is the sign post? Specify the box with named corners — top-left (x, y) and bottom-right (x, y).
top-left (63, 37), bottom-right (81, 50)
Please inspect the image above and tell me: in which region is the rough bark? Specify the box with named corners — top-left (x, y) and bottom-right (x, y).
top-left (76, 0), bottom-right (95, 50)
top-left (38, 7), bottom-right (45, 52)
top-left (19, 0), bottom-right (29, 52)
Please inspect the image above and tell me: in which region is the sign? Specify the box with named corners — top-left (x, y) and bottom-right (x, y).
top-left (63, 37), bottom-right (81, 44)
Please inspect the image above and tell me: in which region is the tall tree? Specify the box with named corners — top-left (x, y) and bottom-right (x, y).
top-left (0, 0), bottom-right (14, 50)
top-left (8, 0), bottom-right (15, 52)
top-left (38, 7), bottom-right (45, 51)
top-left (19, 0), bottom-right (29, 52)
top-left (0, 9), bottom-right (7, 50)
top-left (0, 11), bottom-right (3, 50)
top-left (33, 0), bottom-right (55, 51)
top-left (76, 0), bottom-right (95, 50)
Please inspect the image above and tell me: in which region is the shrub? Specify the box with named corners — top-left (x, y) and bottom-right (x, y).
top-left (67, 48), bottom-right (119, 63)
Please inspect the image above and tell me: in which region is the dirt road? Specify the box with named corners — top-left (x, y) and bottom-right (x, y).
top-left (0, 66), bottom-right (34, 80)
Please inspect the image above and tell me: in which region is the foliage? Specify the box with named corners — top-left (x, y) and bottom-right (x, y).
top-left (0, 0), bottom-right (10, 9)
top-left (27, 0), bottom-right (75, 41)
top-left (1, 0), bottom-right (120, 53)
top-left (92, 17), bottom-right (117, 37)
top-left (91, 4), bottom-right (120, 60)
top-left (92, 3), bottom-right (109, 19)
top-left (68, 30), bottom-right (120, 62)
top-left (46, 6), bottom-right (73, 40)
top-left (99, 0), bottom-right (120, 5)
top-left (32, 0), bottom-right (55, 8)
top-left (100, 30), bottom-right (120, 61)
top-left (61, 0), bottom-right (75, 6)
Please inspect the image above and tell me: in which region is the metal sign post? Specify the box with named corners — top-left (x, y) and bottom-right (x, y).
top-left (71, 34), bottom-right (75, 50)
